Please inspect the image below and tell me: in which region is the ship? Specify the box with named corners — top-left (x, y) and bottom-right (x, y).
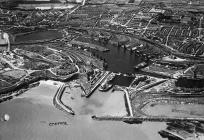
top-left (99, 73), bottom-right (116, 92)
top-left (134, 62), bottom-right (148, 70)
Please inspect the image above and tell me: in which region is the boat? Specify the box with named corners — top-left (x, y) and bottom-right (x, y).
top-left (134, 62), bottom-right (148, 70)
top-left (107, 73), bottom-right (116, 82)
top-left (98, 82), bottom-right (113, 92)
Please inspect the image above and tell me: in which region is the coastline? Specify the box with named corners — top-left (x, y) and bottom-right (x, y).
top-left (0, 70), bottom-right (79, 103)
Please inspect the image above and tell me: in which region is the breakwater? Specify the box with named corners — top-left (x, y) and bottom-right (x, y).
top-left (124, 89), bottom-right (133, 117)
top-left (53, 84), bottom-right (75, 115)
top-left (92, 115), bottom-right (204, 123)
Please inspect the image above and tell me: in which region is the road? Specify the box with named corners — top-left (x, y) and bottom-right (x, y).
top-left (124, 14), bottom-right (136, 26)
top-left (198, 16), bottom-right (203, 40)
top-left (165, 26), bottom-right (174, 46)
top-left (142, 17), bottom-right (155, 35)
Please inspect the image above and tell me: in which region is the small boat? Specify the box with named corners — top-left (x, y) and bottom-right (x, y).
top-left (99, 73), bottom-right (116, 92)
top-left (134, 62), bottom-right (148, 70)
top-left (2, 114), bottom-right (10, 121)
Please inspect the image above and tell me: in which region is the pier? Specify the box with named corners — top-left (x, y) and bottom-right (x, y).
top-left (92, 116), bottom-right (204, 123)
top-left (124, 89), bottom-right (133, 117)
top-left (86, 71), bottom-right (110, 97)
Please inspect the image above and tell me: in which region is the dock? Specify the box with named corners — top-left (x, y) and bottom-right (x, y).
top-left (86, 71), bottom-right (111, 97)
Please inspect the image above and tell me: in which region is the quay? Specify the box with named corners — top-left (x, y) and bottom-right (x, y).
top-left (86, 71), bottom-right (111, 98)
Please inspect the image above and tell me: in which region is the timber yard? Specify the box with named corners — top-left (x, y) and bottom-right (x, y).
top-left (1, 0), bottom-right (204, 140)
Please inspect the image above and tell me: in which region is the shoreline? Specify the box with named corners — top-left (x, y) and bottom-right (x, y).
top-left (0, 70), bottom-right (79, 103)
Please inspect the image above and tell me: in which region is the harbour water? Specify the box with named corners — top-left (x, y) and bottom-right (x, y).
top-left (112, 74), bottom-right (135, 87)
top-left (15, 30), bottom-right (143, 74)
top-left (0, 31), bottom-right (167, 140)
top-left (0, 81), bottom-right (166, 140)
top-left (61, 84), bottom-right (128, 116)
top-left (91, 44), bottom-right (143, 74)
